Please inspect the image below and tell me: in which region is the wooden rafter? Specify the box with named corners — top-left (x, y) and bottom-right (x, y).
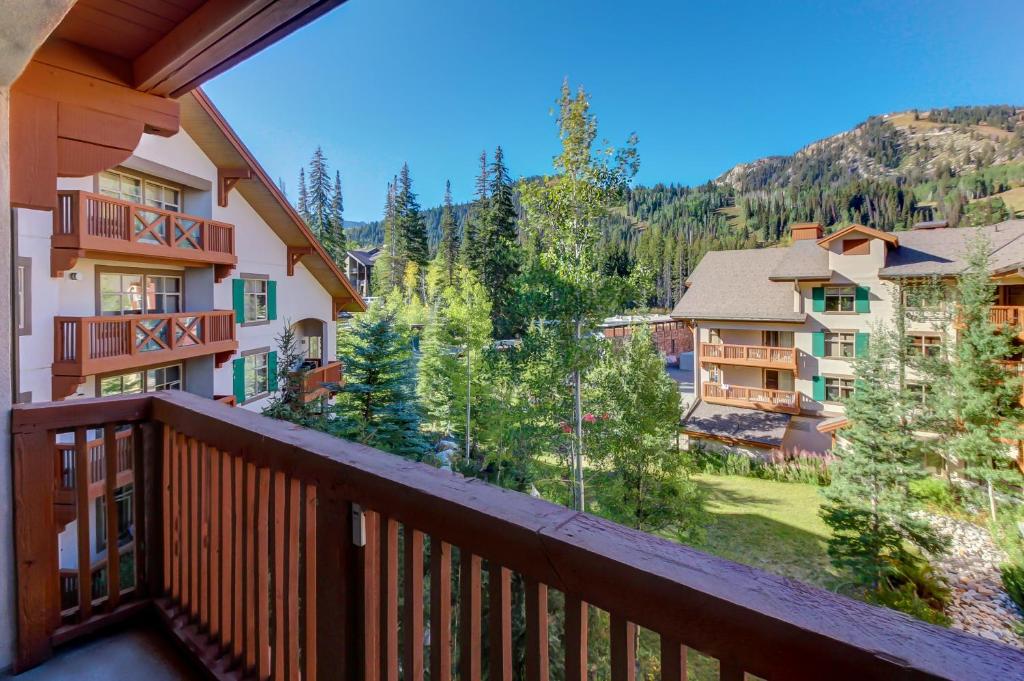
top-left (217, 167), bottom-right (253, 207)
top-left (287, 246), bottom-right (315, 276)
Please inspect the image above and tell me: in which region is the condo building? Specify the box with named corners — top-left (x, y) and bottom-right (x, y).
top-left (671, 221), bottom-right (1024, 457)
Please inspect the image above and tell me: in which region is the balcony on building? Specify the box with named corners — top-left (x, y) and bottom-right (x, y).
top-left (51, 190), bottom-right (237, 281)
top-left (702, 382), bottom-right (801, 414)
top-left (10, 391), bottom-right (1021, 680)
top-left (991, 284), bottom-right (1024, 339)
top-left (699, 342), bottom-right (797, 370)
top-left (52, 311), bottom-right (237, 400)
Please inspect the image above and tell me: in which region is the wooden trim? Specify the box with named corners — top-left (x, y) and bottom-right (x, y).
top-left (241, 346), bottom-right (272, 358)
top-left (680, 427), bottom-right (777, 451)
top-left (698, 342), bottom-right (797, 370)
top-left (217, 167), bottom-right (252, 207)
top-left (817, 224), bottom-right (898, 248)
top-left (239, 272), bottom-right (270, 280)
top-left (287, 246), bottom-right (315, 277)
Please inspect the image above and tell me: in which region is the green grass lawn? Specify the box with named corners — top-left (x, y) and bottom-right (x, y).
top-left (687, 474), bottom-right (844, 591)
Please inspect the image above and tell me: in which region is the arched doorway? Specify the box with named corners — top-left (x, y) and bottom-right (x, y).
top-left (290, 318), bottom-right (328, 371)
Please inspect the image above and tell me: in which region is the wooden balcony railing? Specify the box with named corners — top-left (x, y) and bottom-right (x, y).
top-left (700, 342), bottom-right (797, 369)
top-left (52, 191), bottom-right (237, 279)
top-left (12, 391), bottom-right (1023, 679)
top-left (52, 311), bottom-right (237, 399)
top-left (214, 394), bottom-right (238, 407)
top-left (59, 543), bottom-right (136, 615)
top-left (703, 382), bottom-right (801, 414)
top-left (55, 428), bottom-right (133, 504)
top-left (299, 360), bottom-right (344, 403)
top-left (991, 305), bottom-right (1024, 328)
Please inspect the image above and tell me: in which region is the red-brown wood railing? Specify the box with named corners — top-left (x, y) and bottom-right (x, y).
top-left (299, 360), bottom-right (344, 403)
top-left (991, 305), bottom-right (1024, 328)
top-left (52, 311), bottom-right (237, 380)
top-left (700, 342), bottom-right (797, 369)
top-left (55, 428), bottom-right (133, 502)
top-left (702, 382), bottom-right (801, 414)
top-left (53, 191), bottom-right (236, 270)
top-left (11, 392), bottom-right (1024, 678)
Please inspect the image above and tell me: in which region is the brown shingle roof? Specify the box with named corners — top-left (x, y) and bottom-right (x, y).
top-left (879, 221), bottom-right (1024, 278)
top-left (682, 401), bottom-right (792, 447)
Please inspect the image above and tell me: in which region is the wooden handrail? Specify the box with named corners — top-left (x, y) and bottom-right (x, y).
top-left (991, 305), bottom-right (1024, 328)
top-left (700, 342), bottom-right (797, 367)
top-left (298, 360), bottom-right (344, 402)
top-left (11, 391), bottom-right (1024, 678)
top-left (702, 382), bottom-right (801, 414)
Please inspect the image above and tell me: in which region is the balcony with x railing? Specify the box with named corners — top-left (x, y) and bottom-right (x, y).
top-left (51, 311), bottom-right (237, 399)
top-left (51, 191), bottom-right (237, 281)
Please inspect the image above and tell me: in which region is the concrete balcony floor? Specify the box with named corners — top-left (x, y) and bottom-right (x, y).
top-left (2, 625), bottom-right (200, 681)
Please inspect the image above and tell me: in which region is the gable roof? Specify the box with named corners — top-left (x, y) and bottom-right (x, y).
top-left (768, 239), bottom-right (831, 281)
top-left (180, 89), bottom-right (365, 313)
top-left (670, 248), bottom-right (805, 322)
top-left (347, 248), bottom-right (381, 267)
top-left (878, 221), bottom-right (1024, 278)
top-left (818, 223), bottom-right (899, 248)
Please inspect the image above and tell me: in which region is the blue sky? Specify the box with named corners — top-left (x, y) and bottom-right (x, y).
top-left (204, 0), bottom-right (1024, 222)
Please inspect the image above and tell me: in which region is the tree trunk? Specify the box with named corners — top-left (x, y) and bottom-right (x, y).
top-left (574, 319), bottom-right (585, 512)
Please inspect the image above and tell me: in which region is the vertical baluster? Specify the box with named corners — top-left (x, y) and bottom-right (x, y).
top-left (403, 528), bottom-right (425, 681)
top-left (179, 433), bottom-right (190, 612)
top-left (380, 516), bottom-right (399, 681)
top-left (610, 616), bottom-right (636, 681)
top-left (258, 467), bottom-right (272, 680)
top-left (162, 426), bottom-right (171, 595)
top-left (316, 486), bottom-right (350, 681)
top-left (244, 462), bottom-right (256, 673)
top-left (660, 637), bottom-right (687, 681)
top-left (361, 510), bottom-right (380, 681)
top-left (429, 537), bottom-right (451, 681)
top-left (233, 457), bottom-right (244, 662)
top-left (525, 579), bottom-right (548, 681)
top-left (488, 564), bottom-right (511, 681)
top-left (220, 451), bottom-right (233, 649)
top-left (274, 471), bottom-right (287, 681)
top-left (304, 485), bottom-right (318, 681)
top-left (103, 425), bottom-right (120, 610)
top-left (287, 478), bottom-right (301, 681)
top-left (74, 427), bottom-right (92, 621)
top-left (458, 552), bottom-right (482, 681)
top-left (200, 444), bottom-right (209, 628)
top-left (209, 448), bottom-right (221, 641)
top-left (190, 439), bottom-right (200, 617)
top-left (564, 596), bottom-right (588, 681)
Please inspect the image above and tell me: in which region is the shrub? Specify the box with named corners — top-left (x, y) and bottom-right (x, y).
top-left (692, 446), bottom-right (834, 486)
top-left (866, 557), bottom-right (952, 626)
top-left (1001, 563), bottom-right (1024, 613)
top-left (869, 583), bottom-right (952, 627)
top-left (990, 507), bottom-right (1024, 613)
top-left (909, 477), bottom-right (957, 512)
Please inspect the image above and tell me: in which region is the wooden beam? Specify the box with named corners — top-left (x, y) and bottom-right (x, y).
top-left (217, 167), bottom-right (252, 207)
top-left (287, 246), bottom-right (315, 276)
top-left (134, 0), bottom-right (348, 97)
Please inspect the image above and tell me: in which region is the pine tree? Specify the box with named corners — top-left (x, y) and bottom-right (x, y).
top-left (820, 327), bottom-right (945, 595)
top-left (438, 180), bottom-right (461, 286)
top-left (395, 163), bottom-right (429, 273)
top-left (297, 168), bottom-right (309, 222)
top-left (331, 305), bottom-right (430, 460)
top-left (373, 178), bottom-right (400, 295)
top-left (945, 234), bottom-right (1024, 519)
top-left (277, 177), bottom-right (288, 200)
top-left (307, 146), bottom-right (332, 236)
top-left (320, 170), bottom-right (347, 265)
top-left (480, 146), bottom-right (522, 338)
top-left (462, 150), bottom-right (489, 273)
top-left (262, 321), bottom-right (320, 427)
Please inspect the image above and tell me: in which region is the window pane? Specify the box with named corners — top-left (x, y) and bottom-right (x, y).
top-left (100, 273), bottom-right (121, 293)
top-left (122, 176), bottom-right (142, 203)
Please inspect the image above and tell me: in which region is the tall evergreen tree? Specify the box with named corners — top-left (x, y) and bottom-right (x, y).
top-left (373, 178), bottom-right (401, 295)
top-left (307, 146), bottom-right (332, 236)
top-left (321, 169), bottom-right (347, 265)
top-left (820, 327), bottom-right (945, 599)
top-left (438, 180), bottom-right (461, 286)
top-left (480, 146), bottom-right (522, 337)
top-left (297, 168), bottom-right (309, 222)
top-left (395, 162), bottom-right (429, 272)
top-left (462, 150), bottom-right (489, 273)
top-left (331, 305), bottom-right (430, 460)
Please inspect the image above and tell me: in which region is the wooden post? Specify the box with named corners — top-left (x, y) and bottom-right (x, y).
top-left (12, 429), bottom-right (57, 672)
top-left (103, 424), bottom-right (120, 609)
top-left (316, 485), bottom-right (352, 681)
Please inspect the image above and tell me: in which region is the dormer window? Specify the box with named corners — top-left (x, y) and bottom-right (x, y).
top-left (841, 238), bottom-right (870, 255)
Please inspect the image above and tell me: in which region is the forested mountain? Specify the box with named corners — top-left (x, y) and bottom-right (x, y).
top-left (345, 105), bottom-right (1024, 307)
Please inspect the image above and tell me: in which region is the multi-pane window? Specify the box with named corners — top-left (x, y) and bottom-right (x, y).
top-left (99, 365), bottom-right (181, 396)
top-left (824, 376), bottom-right (855, 402)
top-left (100, 170), bottom-right (180, 212)
top-left (824, 332), bottom-right (856, 359)
top-left (708, 364), bottom-right (721, 383)
top-left (907, 382), bottom-right (932, 406)
top-left (908, 334), bottom-right (941, 357)
top-left (100, 272), bottom-right (181, 315)
top-left (307, 335), bottom-right (322, 361)
top-left (16, 257), bottom-right (30, 335)
top-left (763, 330), bottom-right (794, 347)
top-left (824, 286), bottom-right (856, 312)
top-left (245, 353), bottom-right (270, 399)
top-left (244, 279), bottom-right (269, 322)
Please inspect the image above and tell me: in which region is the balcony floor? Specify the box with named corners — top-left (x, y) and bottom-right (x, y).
top-left (2, 624), bottom-right (201, 681)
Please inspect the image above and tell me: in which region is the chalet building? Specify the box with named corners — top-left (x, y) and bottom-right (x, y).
top-left (599, 314), bottom-right (693, 365)
top-left (1, 4), bottom-right (1022, 680)
top-left (672, 221), bottom-right (1024, 458)
top-left (344, 247), bottom-right (380, 298)
top-left (14, 89), bottom-right (363, 409)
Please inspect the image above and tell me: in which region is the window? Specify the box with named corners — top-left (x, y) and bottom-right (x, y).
top-left (245, 352), bottom-right (270, 399)
top-left (244, 279), bottom-right (268, 322)
top-left (824, 286), bottom-right (856, 312)
top-left (708, 364), bottom-right (721, 383)
top-left (907, 382), bottom-right (932, 406)
top-left (16, 257), bottom-right (30, 336)
top-left (96, 485), bottom-right (134, 554)
top-left (100, 170), bottom-right (180, 212)
top-left (306, 335), bottom-right (323, 361)
top-left (908, 334), bottom-right (941, 357)
top-left (763, 330), bottom-right (794, 347)
top-left (825, 332), bottom-right (856, 358)
top-left (824, 376), bottom-right (855, 402)
top-left (100, 271), bottom-right (182, 315)
top-left (99, 365), bottom-right (181, 396)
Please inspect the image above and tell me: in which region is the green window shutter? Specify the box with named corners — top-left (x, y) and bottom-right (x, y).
top-left (855, 285), bottom-right (870, 313)
top-left (232, 279), bottom-right (246, 324)
top-left (811, 286), bottom-right (825, 312)
top-left (811, 331), bottom-right (826, 358)
top-left (268, 351), bottom-right (278, 392)
top-left (855, 332), bottom-right (870, 357)
top-left (267, 280), bottom-right (278, 321)
top-left (812, 375), bottom-right (825, 402)
top-left (232, 357), bottom-right (246, 403)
